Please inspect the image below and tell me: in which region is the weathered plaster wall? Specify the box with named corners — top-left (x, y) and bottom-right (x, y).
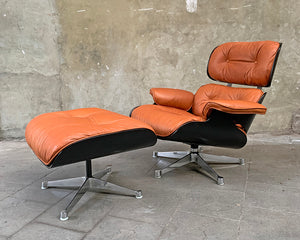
top-left (0, 0), bottom-right (61, 138)
top-left (0, 0), bottom-right (299, 139)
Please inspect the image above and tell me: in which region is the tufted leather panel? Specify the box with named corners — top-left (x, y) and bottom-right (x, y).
top-left (192, 84), bottom-right (265, 119)
top-left (208, 41), bottom-right (280, 86)
top-left (25, 108), bottom-right (154, 165)
top-left (150, 88), bottom-right (194, 111)
top-left (131, 104), bottom-right (204, 137)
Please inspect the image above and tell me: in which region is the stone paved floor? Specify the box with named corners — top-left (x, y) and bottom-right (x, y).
top-left (0, 136), bottom-right (299, 240)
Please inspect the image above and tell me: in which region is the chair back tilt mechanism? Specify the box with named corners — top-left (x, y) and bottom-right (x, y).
top-left (131, 41), bottom-right (282, 185)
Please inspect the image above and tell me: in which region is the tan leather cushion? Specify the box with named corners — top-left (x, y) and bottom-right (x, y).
top-left (150, 88), bottom-right (194, 111)
top-left (192, 84), bottom-right (266, 119)
top-left (208, 41), bottom-right (280, 86)
top-left (25, 108), bottom-right (154, 165)
top-left (202, 100), bottom-right (266, 117)
top-left (131, 104), bottom-right (204, 137)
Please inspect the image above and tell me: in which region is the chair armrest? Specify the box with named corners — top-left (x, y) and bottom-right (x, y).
top-left (202, 100), bottom-right (267, 119)
top-left (150, 88), bottom-right (194, 111)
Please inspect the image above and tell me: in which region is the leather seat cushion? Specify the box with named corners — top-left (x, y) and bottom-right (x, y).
top-left (131, 105), bottom-right (204, 137)
top-left (25, 108), bottom-right (155, 166)
top-left (192, 84), bottom-right (265, 118)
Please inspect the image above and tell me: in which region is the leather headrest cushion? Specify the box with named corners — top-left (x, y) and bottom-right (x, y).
top-left (207, 41), bottom-right (280, 87)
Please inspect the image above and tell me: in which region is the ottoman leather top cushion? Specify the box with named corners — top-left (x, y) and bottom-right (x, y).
top-left (25, 108), bottom-right (155, 166)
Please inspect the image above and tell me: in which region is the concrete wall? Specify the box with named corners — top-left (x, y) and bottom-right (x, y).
top-left (0, 0), bottom-right (62, 138)
top-left (1, 0), bottom-right (300, 139)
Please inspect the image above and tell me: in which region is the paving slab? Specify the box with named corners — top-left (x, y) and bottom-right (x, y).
top-left (0, 180), bottom-right (28, 201)
top-left (11, 180), bottom-right (70, 205)
top-left (245, 182), bottom-right (300, 214)
top-left (84, 215), bottom-right (162, 240)
top-left (158, 210), bottom-right (239, 240)
top-left (36, 192), bottom-right (115, 232)
top-left (0, 139), bottom-right (300, 240)
top-left (109, 191), bottom-right (181, 227)
top-left (247, 144), bottom-right (297, 166)
top-left (239, 207), bottom-right (300, 240)
top-left (10, 222), bottom-right (85, 240)
top-left (190, 163), bottom-right (248, 192)
top-left (177, 189), bottom-right (244, 221)
top-left (0, 197), bottom-right (50, 237)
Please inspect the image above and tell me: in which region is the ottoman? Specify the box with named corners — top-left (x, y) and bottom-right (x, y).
top-left (25, 108), bottom-right (157, 220)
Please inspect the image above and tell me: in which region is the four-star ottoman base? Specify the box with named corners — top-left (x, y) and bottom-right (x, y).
top-left (25, 108), bottom-right (157, 220)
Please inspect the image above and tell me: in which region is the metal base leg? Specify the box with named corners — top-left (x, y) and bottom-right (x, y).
top-left (42, 163), bottom-right (142, 221)
top-left (153, 147), bottom-right (245, 185)
top-left (200, 152), bottom-right (244, 165)
top-left (42, 177), bottom-right (86, 190)
top-left (60, 177), bottom-right (89, 221)
top-left (153, 151), bottom-right (189, 159)
top-left (154, 153), bottom-right (191, 178)
top-left (93, 165), bottom-right (112, 180)
top-left (88, 178), bottom-right (142, 198)
top-left (196, 154), bottom-right (224, 185)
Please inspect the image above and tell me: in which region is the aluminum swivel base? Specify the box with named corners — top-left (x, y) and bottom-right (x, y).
top-left (41, 160), bottom-right (142, 221)
top-left (153, 147), bottom-right (244, 185)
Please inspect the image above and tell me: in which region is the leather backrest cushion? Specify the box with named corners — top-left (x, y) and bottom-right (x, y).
top-left (150, 88), bottom-right (194, 111)
top-left (192, 84), bottom-right (264, 117)
top-left (207, 41), bottom-right (280, 86)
